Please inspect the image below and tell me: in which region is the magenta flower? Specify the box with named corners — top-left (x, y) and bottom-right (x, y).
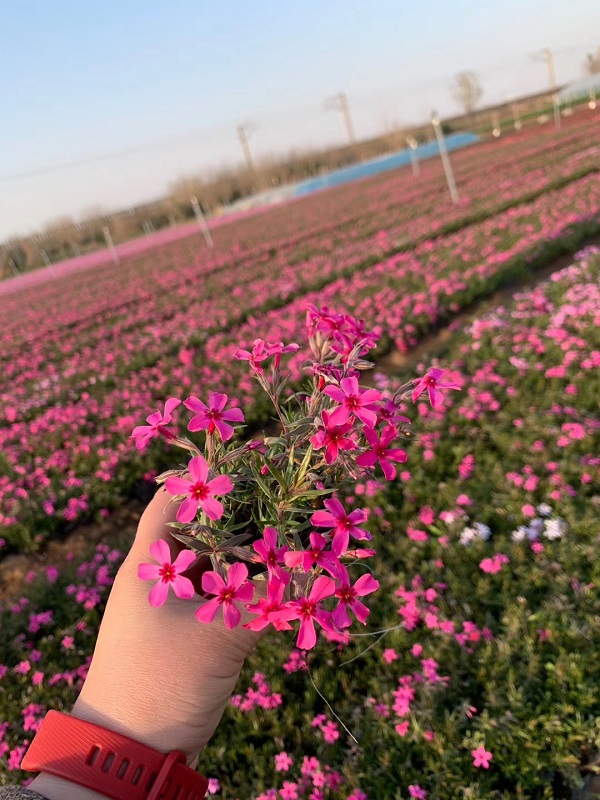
top-left (164, 455), bottom-right (233, 522)
top-left (310, 410), bottom-right (356, 464)
top-left (283, 532), bottom-right (339, 575)
top-left (332, 565), bottom-right (379, 628)
top-left (195, 563), bottom-right (254, 630)
top-left (137, 539), bottom-right (196, 607)
top-left (274, 752), bottom-right (294, 772)
top-left (184, 392), bottom-right (244, 441)
top-left (235, 339), bottom-right (299, 373)
top-left (311, 498), bottom-right (371, 557)
top-left (244, 577), bottom-right (292, 632)
top-left (324, 377), bottom-right (381, 427)
top-left (131, 397), bottom-right (180, 450)
top-left (252, 526), bottom-right (289, 583)
top-left (377, 399), bottom-right (411, 427)
top-left (412, 368), bottom-right (460, 409)
top-left (275, 576), bottom-right (336, 650)
top-left (356, 425), bottom-right (407, 480)
top-left (408, 786), bottom-right (428, 799)
top-left (479, 554), bottom-right (509, 574)
top-left (471, 744), bottom-right (493, 769)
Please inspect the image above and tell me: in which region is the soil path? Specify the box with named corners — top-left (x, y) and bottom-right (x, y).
top-left (1, 238), bottom-right (598, 598)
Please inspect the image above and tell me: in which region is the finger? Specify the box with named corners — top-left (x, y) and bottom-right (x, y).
top-left (134, 486), bottom-right (179, 550)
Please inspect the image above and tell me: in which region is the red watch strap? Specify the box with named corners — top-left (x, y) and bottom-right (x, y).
top-left (21, 710), bottom-right (208, 800)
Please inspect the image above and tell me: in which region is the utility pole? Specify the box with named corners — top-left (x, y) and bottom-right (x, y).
top-left (431, 112), bottom-right (459, 205)
top-left (237, 124), bottom-right (257, 174)
top-left (324, 92), bottom-right (355, 144)
top-left (406, 136), bottom-right (420, 176)
top-left (542, 47), bottom-right (557, 93)
top-left (191, 196), bottom-right (214, 248)
top-left (103, 226), bottom-right (119, 265)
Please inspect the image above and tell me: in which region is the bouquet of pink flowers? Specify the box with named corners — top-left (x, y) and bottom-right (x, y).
top-left (131, 306), bottom-right (458, 650)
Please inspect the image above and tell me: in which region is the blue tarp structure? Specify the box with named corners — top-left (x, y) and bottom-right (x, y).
top-left (292, 133), bottom-right (480, 198)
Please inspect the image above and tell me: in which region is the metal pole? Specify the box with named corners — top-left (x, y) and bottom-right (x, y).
top-left (103, 226), bottom-right (119, 264)
top-left (40, 249), bottom-right (57, 277)
top-left (7, 258), bottom-right (19, 277)
top-left (191, 196), bottom-right (214, 248)
top-left (237, 125), bottom-right (256, 173)
top-left (553, 95), bottom-right (561, 130)
top-left (589, 88), bottom-right (597, 110)
top-left (511, 102), bottom-right (522, 131)
top-left (340, 93), bottom-right (355, 144)
top-left (406, 137), bottom-right (420, 176)
top-left (431, 112), bottom-right (459, 204)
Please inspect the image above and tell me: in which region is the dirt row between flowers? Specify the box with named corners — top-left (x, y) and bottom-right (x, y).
top-left (3, 235), bottom-right (599, 600)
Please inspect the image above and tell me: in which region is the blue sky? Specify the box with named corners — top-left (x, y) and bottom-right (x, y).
top-left (2, 0), bottom-right (599, 241)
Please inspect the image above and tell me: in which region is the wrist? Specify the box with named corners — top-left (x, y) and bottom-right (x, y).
top-left (29, 772), bottom-right (111, 800)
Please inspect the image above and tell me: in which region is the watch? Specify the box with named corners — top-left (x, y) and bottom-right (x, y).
top-left (21, 710), bottom-right (208, 800)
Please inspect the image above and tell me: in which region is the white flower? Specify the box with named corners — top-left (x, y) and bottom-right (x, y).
top-left (544, 517), bottom-right (566, 540)
top-left (459, 527), bottom-right (477, 546)
top-left (474, 522), bottom-right (491, 541)
top-left (537, 503), bottom-right (552, 517)
top-left (512, 526), bottom-right (528, 542)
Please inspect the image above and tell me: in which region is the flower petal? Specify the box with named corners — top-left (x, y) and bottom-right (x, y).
top-left (148, 581), bottom-right (170, 607)
top-left (227, 562), bottom-right (249, 590)
top-left (164, 476), bottom-right (192, 496)
top-left (149, 539), bottom-right (172, 564)
top-left (207, 474), bottom-right (233, 495)
top-left (201, 496), bottom-right (224, 521)
top-left (172, 549), bottom-right (196, 572)
top-left (171, 575), bottom-right (195, 600)
top-left (222, 601), bottom-right (241, 630)
top-left (138, 563), bottom-right (161, 581)
top-left (195, 597), bottom-right (222, 624)
top-left (188, 455), bottom-right (209, 484)
top-left (177, 496), bottom-right (199, 523)
top-left (202, 571), bottom-right (226, 595)
top-left (184, 395), bottom-right (207, 413)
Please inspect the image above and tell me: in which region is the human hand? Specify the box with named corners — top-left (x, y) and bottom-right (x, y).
top-left (30, 488), bottom-right (266, 800)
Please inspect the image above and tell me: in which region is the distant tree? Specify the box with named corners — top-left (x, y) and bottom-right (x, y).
top-left (451, 71), bottom-right (484, 115)
top-left (583, 47), bottom-right (600, 75)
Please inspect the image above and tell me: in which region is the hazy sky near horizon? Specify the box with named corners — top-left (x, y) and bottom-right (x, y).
top-left (2, 0), bottom-right (599, 241)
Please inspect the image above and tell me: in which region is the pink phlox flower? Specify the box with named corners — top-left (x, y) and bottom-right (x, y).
top-left (377, 399), bottom-right (411, 427)
top-left (235, 339), bottom-right (299, 372)
top-left (479, 554), bottom-right (509, 574)
top-left (471, 744), bottom-right (493, 769)
top-left (244, 577), bottom-right (292, 632)
top-left (395, 721), bottom-right (409, 737)
top-left (164, 455), bottom-right (233, 522)
top-left (310, 410), bottom-right (356, 464)
top-left (137, 539), bottom-right (196, 607)
top-left (234, 339), bottom-right (271, 372)
top-left (408, 786), bottom-right (428, 799)
top-left (311, 498), bottom-right (371, 557)
top-left (206, 778), bottom-right (220, 795)
top-left (274, 576), bottom-right (336, 650)
top-left (184, 392), bottom-right (244, 441)
top-left (320, 720), bottom-right (339, 744)
top-left (356, 425), bottom-right (407, 480)
top-left (331, 565), bottom-right (379, 628)
top-left (275, 751), bottom-right (294, 772)
top-left (196, 562), bottom-right (254, 630)
top-left (301, 756), bottom-right (320, 776)
top-left (283, 532), bottom-right (339, 575)
top-left (131, 397), bottom-right (180, 450)
top-left (383, 648), bottom-right (398, 664)
top-left (252, 526), bottom-right (290, 583)
top-left (279, 781), bottom-right (299, 800)
top-left (324, 376), bottom-right (381, 427)
top-left (412, 368), bottom-right (460, 408)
